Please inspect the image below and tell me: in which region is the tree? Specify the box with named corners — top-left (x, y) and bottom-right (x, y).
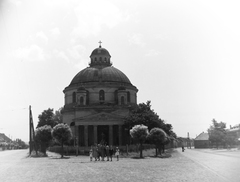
top-left (130, 124), bottom-right (149, 158)
top-left (125, 101), bottom-right (164, 131)
top-left (208, 119), bottom-right (226, 148)
top-left (52, 123), bottom-right (72, 158)
top-left (37, 108), bottom-right (57, 128)
top-left (15, 138), bottom-right (28, 149)
top-left (148, 128), bottom-right (167, 156)
top-left (53, 107), bottom-right (63, 124)
top-left (35, 125), bottom-right (52, 156)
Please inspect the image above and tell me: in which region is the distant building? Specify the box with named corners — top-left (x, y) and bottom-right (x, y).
top-left (194, 132), bottom-right (210, 148)
top-left (62, 43), bottom-right (138, 147)
top-left (177, 137), bottom-right (194, 148)
top-left (226, 124), bottom-right (240, 139)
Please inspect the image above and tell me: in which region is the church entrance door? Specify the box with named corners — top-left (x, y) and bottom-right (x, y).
top-left (97, 125), bottom-right (109, 145)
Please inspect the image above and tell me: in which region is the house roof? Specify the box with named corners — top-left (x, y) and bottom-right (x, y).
top-left (195, 132), bottom-right (209, 140)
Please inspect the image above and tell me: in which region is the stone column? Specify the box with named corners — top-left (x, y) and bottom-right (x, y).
top-left (118, 125), bottom-right (122, 146)
top-left (109, 125), bottom-right (113, 146)
top-left (84, 125), bottom-right (88, 147)
top-left (94, 125), bottom-right (98, 144)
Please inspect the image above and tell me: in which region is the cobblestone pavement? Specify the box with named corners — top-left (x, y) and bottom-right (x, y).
top-left (0, 149), bottom-right (232, 182)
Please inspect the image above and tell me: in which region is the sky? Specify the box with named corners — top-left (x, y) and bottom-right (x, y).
top-left (0, 0), bottom-right (240, 142)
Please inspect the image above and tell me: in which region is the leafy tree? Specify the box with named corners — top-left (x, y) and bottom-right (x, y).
top-left (52, 123), bottom-right (72, 158)
top-left (148, 128), bottom-right (167, 156)
top-left (15, 138), bottom-right (28, 149)
top-left (125, 101), bottom-right (164, 131)
top-left (35, 125), bottom-right (52, 155)
top-left (130, 124), bottom-right (149, 158)
top-left (53, 107), bottom-right (63, 124)
top-left (124, 101), bottom-right (176, 147)
top-left (208, 119), bottom-right (226, 148)
top-left (37, 108), bottom-right (57, 128)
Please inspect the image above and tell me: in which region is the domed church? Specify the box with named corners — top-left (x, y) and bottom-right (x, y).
top-left (62, 43), bottom-right (138, 147)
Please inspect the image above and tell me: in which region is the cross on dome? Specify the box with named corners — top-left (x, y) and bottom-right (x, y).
top-left (98, 41), bottom-right (102, 48)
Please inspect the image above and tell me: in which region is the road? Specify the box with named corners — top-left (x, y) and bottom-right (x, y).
top-left (180, 148), bottom-right (240, 182)
top-left (0, 149), bottom-right (29, 181)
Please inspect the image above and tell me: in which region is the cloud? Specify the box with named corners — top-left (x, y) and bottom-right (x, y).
top-left (155, 34), bottom-right (169, 40)
top-left (128, 33), bottom-right (145, 47)
top-left (50, 27), bottom-right (61, 38)
top-left (72, 0), bottom-right (126, 38)
top-left (8, 0), bottom-right (22, 6)
top-left (14, 44), bottom-right (45, 62)
top-left (145, 49), bottom-right (162, 57)
top-left (68, 45), bottom-right (86, 59)
top-left (36, 31), bottom-right (48, 44)
top-left (74, 59), bottom-right (88, 70)
top-left (53, 49), bottom-right (70, 62)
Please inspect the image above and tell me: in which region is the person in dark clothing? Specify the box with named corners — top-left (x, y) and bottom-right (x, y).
top-left (105, 145), bottom-right (110, 161)
top-left (97, 144), bottom-right (101, 161)
top-left (109, 145), bottom-right (114, 161)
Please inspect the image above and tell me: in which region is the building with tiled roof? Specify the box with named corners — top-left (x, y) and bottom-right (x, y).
top-left (194, 132), bottom-right (210, 148)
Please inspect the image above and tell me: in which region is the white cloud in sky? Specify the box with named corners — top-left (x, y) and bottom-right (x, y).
top-left (155, 34), bottom-right (169, 40)
top-left (14, 44), bottom-right (46, 62)
top-left (145, 49), bottom-right (162, 57)
top-left (128, 33), bottom-right (145, 47)
top-left (36, 31), bottom-right (48, 44)
top-left (74, 59), bottom-right (88, 70)
top-left (68, 44), bottom-right (86, 60)
top-left (8, 0), bottom-right (22, 6)
top-left (72, 0), bottom-right (126, 38)
top-left (50, 27), bottom-right (61, 38)
top-left (53, 49), bottom-right (70, 63)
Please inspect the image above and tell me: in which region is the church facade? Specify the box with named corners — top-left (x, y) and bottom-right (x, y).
top-left (62, 44), bottom-right (138, 147)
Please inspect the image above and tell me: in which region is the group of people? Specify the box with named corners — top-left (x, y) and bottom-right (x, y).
top-left (89, 144), bottom-right (120, 161)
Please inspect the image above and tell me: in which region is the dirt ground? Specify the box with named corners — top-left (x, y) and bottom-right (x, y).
top-left (0, 149), bottom-right (226, 182)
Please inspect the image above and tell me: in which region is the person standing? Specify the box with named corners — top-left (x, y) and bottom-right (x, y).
top-left (89, 147), bottom-right (93, 161)
top-left (115, 147), bottom-right (120, 161)
top-left (109, 145), bottom-right (114, 161)
top-left (105, 145), bottom-right (110, 161)
top-left (93, 144), bottom-right (98, 161)
top-left (182, 145), bottom-right (185, 152)
top-left (97, 144), bottom-right (101, 161)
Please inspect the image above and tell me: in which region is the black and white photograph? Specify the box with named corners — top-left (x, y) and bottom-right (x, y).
top-left (0, 0), bottom-right (240, 181)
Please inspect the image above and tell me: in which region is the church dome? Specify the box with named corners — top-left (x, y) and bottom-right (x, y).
top-left (69, 66), bottom-right (131, 86)
top-left (68, 43), bottom-right (133, 87)
top-left (90, 47), bottom-right (111, 57)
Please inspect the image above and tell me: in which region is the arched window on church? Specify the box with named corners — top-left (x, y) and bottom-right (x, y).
top-left (94, 57), bottom-right (97, 62)
top-left (127, 91), bottom-right (130, 103)
top-left (100, 57), bottom-right (102, 62)
top-left (86, 90), bottom-right (89, 105)
top-left (104, 57), bottom-right (107, 63)
top-left (72, 92), bottom-right (76, 103)
top-left (99, 90), bottom-right (105, 101)
top-left (80, 96), bottom-right (84, 105)
top-left (121, 96), bottom-right (125, 105)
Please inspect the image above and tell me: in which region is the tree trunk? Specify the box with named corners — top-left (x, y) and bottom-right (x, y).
top-left (140, 142), bottom-right (143, 158)
top-left (61, 141), bottom-right (64, 158)
top-left (41, 142), bottom-right (47, 156)
top-left (158, 145), bottom-right (162, 155)
top-left (162, 144), bottom-right (165, 154)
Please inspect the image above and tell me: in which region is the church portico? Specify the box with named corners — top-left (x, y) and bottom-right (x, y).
top-left (75, 124), bottom-right (123, 147)
top-left (62, 43), bottom-right (138, 149)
